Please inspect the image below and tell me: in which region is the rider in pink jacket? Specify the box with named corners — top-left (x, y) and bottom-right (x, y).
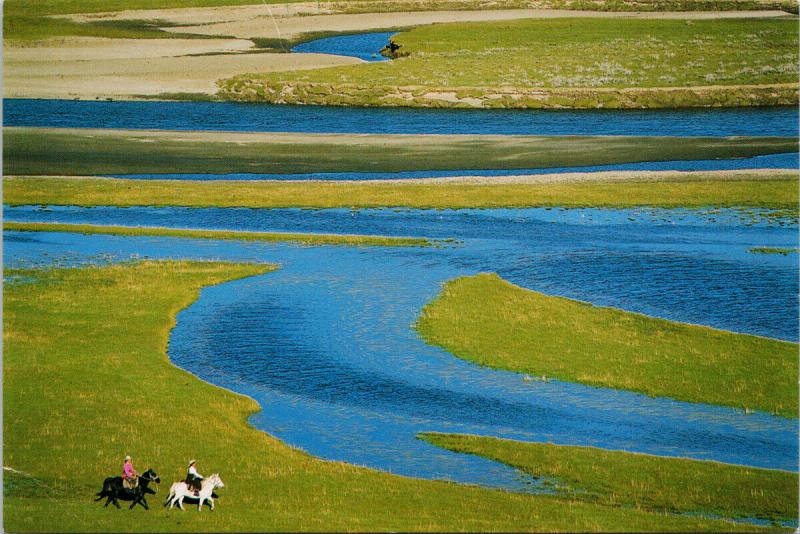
top-left (122, 455), bottom-right (138, 480)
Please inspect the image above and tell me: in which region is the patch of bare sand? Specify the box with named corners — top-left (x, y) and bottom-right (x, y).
top-left (3, 48), bottom-right (362, 99)
top-left (64, 5), bottom-right (793, 40)
top-left (3, 37), bottom-right (256, 61)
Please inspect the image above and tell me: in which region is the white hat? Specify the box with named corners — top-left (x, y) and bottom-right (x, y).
top-left (188, 459), bottom-right (196, 466)
top-left (124, 455), bottom-right (131, 461)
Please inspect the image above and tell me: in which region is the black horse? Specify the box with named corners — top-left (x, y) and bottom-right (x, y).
top-left (95, 468), bottom-right (160, 510)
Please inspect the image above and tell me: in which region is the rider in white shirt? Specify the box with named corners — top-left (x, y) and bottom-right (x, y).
top-left (186, 460), bottom-right (204, 494)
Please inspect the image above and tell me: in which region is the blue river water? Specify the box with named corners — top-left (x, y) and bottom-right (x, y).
top-left (291, 31), bottom-right (395, 62)
top-left (5, 98), bottom-right (798, 137)
top-left (5, 206), bottom-right (798, 500)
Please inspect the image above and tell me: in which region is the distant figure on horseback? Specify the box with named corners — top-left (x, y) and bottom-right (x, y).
top-left (122, 455), bottom-right (139, 490)
top-left (185, 460), bottom-right (203, 496)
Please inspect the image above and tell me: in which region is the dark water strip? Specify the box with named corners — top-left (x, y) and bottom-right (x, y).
top-left (4, 99), bottom-right (798, 137)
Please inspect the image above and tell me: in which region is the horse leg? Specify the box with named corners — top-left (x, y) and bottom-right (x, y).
top-left (208, 497), bottom-right (215, 511)
top-left (141, 495), bottom-right (149, 510)
top-left (197, 496), bottom-right (204, 512)
top-left (178, 496), bottom-right (185, 511)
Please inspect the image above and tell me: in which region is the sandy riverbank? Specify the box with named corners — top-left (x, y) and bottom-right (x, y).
top-left (3, 37), bottom-right (362, 99)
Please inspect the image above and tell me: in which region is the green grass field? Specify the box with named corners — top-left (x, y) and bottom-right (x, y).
top-left (5, 173), bottom-right (798, 211)
top-left (415, 273), bottom-right (798, 416)
top-left (220, 18), bottom-right (799, 108)
top-left (3, 222), bottom-right (432, 248)
top-left (4, 260), bottom-right (758, 532)
top-left (7, 127), bottom-right (795, 176)
top-left (419, 433), bottom-right (798, 523)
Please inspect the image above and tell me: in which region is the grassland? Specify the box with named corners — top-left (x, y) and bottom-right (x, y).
top-left (220, 18), bottom-right (799, 108)
top-left (2, 222), bottom-right (432, 247)
top-left (4, 260), bottom-right (758, 532)
top-left (5, 127), bottom-right (797, 176)
top-left (419, 433), bottom-right (798, 523)
top-left (5, 173), bottom-right (798, 210)
top-left (415, 273), bottom-right (798, 416)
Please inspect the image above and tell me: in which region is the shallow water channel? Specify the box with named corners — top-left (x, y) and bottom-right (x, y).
top-left (5, 98), bottom-right (798, 137)
top-left (291, 31), bottom-right (395, 62)
top-left (5, 206), bottom-right (798, 497)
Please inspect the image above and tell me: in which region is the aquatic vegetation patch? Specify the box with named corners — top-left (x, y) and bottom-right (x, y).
top-left (749, 246), bottom-right (799, 255)
top-left (418, 433), bottom-right (798, 523)
top-left (4, 260), bottom-right (752, 531)
top-left (415, 273), bottom-right (798, 416)
top-left (3, 221), bottom-right (432, 248)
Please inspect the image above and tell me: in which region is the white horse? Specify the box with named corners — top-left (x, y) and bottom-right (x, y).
top-left (164, 473), bottom-right (224, 511)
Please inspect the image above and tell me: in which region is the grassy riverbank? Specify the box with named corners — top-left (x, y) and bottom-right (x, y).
top-left (5, 173), bottom-right (798, 210)
top-left (3, 222), bottom-right (432, 248)
top-left (7, 127), bottom-right (796, 176)
top-left (220, 18), bottom-right (799, 109)
top-left (4, 260), bottom-right (755, 532)
top-left (419, 433), bottom-right (798, 523)
top-left (415, 273), bottom-right (798, 416)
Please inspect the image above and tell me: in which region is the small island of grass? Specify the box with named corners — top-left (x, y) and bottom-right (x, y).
top-left (2, 221), bottom-right (432, 248)
top-left (749, 247), bottom-right (799, 255)
top-left (415, 273), bottom-right (798, 416)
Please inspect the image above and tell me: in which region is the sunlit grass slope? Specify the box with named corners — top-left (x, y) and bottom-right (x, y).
top-left (419, 433), bottom-right (798, 523)
top-left (415, 273), bottom-right (798, 416)
top-left (221, 18), bottom-right (799, 108)
top-left (5, 174), bottom-right (798, 210)
top-left (267, 18), bottom-right (800, 87)
top-left (3, 222), bottom-right (432, 247)
top-left (4, 260), bottom-right (754, 531)
top-left (6, 127), bottom-right (796, 176)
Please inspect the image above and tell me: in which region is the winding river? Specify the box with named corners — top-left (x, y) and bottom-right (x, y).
top-left (4, 90), bottom-right (798, 513)
top-left (5, 205), bottom-right (798, 495)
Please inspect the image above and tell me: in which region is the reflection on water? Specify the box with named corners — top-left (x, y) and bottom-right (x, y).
top-left (3, 207), bottom-right (798, 495)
